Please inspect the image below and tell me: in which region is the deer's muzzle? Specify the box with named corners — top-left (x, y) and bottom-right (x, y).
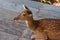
top-left (14, 17), bottom-right (19, 20)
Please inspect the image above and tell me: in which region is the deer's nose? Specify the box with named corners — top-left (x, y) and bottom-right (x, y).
top-left (14, 17), bottom-right (20, 20)
top-left (14, 18), bottom-right (16, 20)
top-left (14, 17), bottom-right (17, 20)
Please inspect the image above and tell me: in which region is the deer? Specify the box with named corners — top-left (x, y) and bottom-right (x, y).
top-left (14, 5), bottom-right (60, 40)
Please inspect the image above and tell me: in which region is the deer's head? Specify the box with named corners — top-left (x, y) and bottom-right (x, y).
top-left (14, 5), bottom-right (33, 21)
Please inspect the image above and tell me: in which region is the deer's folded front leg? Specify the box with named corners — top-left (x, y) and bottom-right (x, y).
top-left (31, 37), bottom-right (35, 40)
top-left (31, 32), bottom-right (47, 40)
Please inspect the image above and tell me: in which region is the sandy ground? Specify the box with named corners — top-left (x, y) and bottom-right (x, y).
top-left (0, 7), bottom-right (32, 40)
top-left (0, 19), bottom-right (32, 40)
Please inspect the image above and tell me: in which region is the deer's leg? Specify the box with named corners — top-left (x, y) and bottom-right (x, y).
top-left (47, 38), bottom-right (51, 40)
top-left (31, 34), bottom-right (46, 40)
top-left (31, 34), bottom-right (36, 40)
top-left (46, 36), bottom-right (52, 40)
top-left (31, 38), bottom-right (35, 40)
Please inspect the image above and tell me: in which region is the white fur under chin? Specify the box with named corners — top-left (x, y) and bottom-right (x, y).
top-left (25, 21), bottom-right (29, 27)
top-left (16, 20), bottom-right (25, 23)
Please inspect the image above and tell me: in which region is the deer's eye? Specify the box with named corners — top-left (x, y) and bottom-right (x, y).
top-left (22, 13), bottom-right (26, 16)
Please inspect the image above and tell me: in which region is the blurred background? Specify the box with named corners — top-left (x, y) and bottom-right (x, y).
top-left (32, 0), bottom-right (60, 5)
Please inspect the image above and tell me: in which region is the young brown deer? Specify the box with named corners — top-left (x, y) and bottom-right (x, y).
top-left (14, 5), bottom-right (60, 40)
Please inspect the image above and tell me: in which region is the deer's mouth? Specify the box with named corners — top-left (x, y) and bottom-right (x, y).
top-left (14, 17), bottom-right (19, 20)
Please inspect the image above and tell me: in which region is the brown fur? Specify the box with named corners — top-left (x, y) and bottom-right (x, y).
top-left (14, 5), bottom-right (60, 40)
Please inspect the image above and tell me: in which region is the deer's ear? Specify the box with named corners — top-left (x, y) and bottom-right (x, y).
top-left (23, 5), bottom-right (29, 10)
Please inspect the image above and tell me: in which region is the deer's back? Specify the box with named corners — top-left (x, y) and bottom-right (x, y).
top-left (38, 19), bottom-right (60, 31)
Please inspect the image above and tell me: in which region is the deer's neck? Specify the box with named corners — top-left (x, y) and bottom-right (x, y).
top-left (25, 18), bottom-right (37, 30)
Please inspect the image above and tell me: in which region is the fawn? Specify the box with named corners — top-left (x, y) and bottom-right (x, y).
top-left (14, 5), bottom-right (60, 40)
